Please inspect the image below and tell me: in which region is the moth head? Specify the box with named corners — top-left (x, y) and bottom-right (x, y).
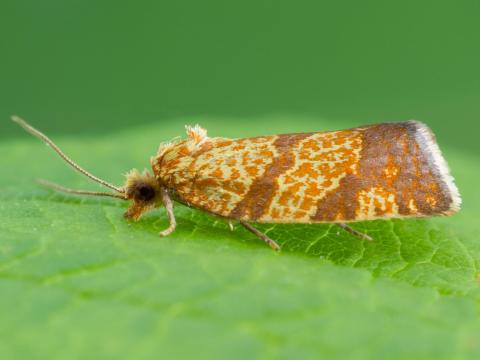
top-left (123, 169), bottom-right (162, 221)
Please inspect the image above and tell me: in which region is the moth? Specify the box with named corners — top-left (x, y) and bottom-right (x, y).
top-left (12, 116), bottom-right (461, 250)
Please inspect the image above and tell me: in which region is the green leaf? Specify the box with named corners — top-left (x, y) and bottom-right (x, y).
top-left (1, 116), bottom-right (479, 359)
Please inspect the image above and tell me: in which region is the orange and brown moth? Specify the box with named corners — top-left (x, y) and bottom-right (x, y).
top-left (12, 116), bottom-right (461, 250)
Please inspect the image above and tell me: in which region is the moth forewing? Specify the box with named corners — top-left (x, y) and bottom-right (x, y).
top-left (153, 121), bottom-right (460, 225)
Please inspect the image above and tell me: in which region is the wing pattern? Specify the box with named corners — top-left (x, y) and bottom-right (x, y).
top-left (153, 122), bottom-right (460, 223)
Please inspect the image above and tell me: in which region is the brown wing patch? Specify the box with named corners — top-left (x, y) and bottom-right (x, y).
top-left (312, 122), bottom-right (456, 222)
top-left (228, 133), bottom-right (312, 220)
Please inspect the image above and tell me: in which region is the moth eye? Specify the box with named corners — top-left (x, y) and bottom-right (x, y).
top-left (135, 184), bottom-right (156, 202)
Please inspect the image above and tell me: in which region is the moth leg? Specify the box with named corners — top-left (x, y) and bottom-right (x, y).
top-left (159, 188), bottom-right (176, 237)
top-left (240, 221), bottom-right (280, 251)
top-left (337, 223), bottom-right (373, 241)
top-left (228, 221), bottom-right (234, 231)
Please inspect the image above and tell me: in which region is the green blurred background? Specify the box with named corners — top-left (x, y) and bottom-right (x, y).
top-left (1, 0), bottom-right (479, 153)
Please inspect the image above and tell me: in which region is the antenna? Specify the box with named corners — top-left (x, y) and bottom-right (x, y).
top-left (36, 179), bottom-right (126, 199)
top-left (12, 115), bottom-right (124, 194)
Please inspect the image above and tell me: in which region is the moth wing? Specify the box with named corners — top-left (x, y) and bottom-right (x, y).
top-left (166, 122), bottom-right (459, 224)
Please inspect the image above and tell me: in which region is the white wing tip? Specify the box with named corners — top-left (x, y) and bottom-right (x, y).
top-left (407, 120), bottom-right (462, 214)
